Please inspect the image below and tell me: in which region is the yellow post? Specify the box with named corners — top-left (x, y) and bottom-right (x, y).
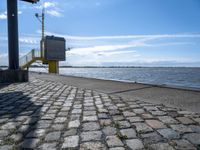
top-left (48, 60), bottom-right (59, 74)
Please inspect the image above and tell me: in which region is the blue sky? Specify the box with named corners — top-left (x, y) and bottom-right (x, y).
top-left (0, 0), bottom-right (200, 66)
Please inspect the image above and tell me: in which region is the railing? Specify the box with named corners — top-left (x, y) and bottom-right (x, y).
top-left (19, 49), bottom-right (41, 68)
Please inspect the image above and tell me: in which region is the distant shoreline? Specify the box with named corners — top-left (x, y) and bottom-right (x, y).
top-left (1, 66), bottom-right (200, 69)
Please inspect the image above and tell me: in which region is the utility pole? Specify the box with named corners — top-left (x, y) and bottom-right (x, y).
top-left (7, 0), bottom-right (19, 70)
top-left (35, 7), bottom-right (45, 58)
top-left (7, 0), bottom-right (39, 70)
top-left (0, 0), bottom-right (39, 83)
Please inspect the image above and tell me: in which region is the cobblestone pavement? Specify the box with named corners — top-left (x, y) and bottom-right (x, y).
top-left (0, 78), bottom-right (200, 150)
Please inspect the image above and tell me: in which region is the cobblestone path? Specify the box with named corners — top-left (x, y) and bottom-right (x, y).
top-left (0, 78), bottom-right (200, 150)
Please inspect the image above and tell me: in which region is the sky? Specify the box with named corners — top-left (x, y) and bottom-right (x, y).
top-left (0, 0), bottom-right (200, 67)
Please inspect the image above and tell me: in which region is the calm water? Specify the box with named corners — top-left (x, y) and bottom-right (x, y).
top-left (29, 67), bottom-right (200, 89)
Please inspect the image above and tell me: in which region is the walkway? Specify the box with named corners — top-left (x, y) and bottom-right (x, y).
top-left (0, 74), bottom-right (200, 149)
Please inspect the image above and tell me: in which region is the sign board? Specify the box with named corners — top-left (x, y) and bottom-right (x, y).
top-left (44, 36), bottom-right (66, 61)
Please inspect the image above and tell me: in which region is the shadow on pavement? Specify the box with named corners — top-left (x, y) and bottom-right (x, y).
top-left (0, 91), bottom-right (42, 149)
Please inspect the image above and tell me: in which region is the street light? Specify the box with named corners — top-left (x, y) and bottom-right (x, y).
top-left (35, 8), bottom-right (45, 58)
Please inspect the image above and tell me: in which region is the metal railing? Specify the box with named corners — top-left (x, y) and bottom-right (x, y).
top-left (19, 49), bottom-right (41, 67)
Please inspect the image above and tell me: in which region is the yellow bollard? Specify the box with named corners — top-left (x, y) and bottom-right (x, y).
top-left (48, 60), bottom-right (59, 74)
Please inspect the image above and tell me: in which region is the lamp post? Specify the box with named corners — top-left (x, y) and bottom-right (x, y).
top-left (35, 8), bottom-right (45, 58)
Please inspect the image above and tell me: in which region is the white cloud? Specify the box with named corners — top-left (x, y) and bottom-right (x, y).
top-left (46, 10), bottom-right (62, 17)
top-left (0, 11), bottom-right (23, 20)
top-left (1, 31), bottom-right (200, 67)
top-left (69, 44), bottom-right (140, 56)
top-left (57, 34), bottom-right (200, 40)
top-left (19, 38), bottom-right (39, 44)
top-left (0, 11), bottom-right (7, 20)
top-left (35, 1), bottom-right (56, 9)
top-left (98, 50), bottom-right (139, 57)
top-left (34, 1), bottom-right (62, 17)
top-left (44, 2), bottom-right (56, 8)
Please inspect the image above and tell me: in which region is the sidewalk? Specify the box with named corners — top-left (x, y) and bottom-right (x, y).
top-left (31, 72), bottom-right (200, 113)
top-left (0, 73), bottom-right (200, 149)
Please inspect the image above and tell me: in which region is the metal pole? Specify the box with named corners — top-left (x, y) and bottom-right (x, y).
top-left (42, 8), bottom-right (45, 40)
top-left (7, 0), bottom-right (19, 70)
top-left (41, 8), bottom-right (45, 58)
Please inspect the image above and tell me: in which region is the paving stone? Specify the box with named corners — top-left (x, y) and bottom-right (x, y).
top-left (103, 126), bottom-right (117, 136)
top-left (0, 130), bottom-right (10, 139)
top-left (109, 147), bottom-right (125, 150)
top-left (98, 108), bottom-right (108, 113)
top-left (141, 132), bottom-right (164, 144)
top-left (126, 139), bottom-right (144, 150)
top-left (178, 111), bottom-right (194, 115)
top-left (109, 110), bottom-right (121, 116)
top-left (146, 120), bottom-right (166, 129)
top-left (54, 117), bottom-right (67, 123)
top-left (39, 142), bottom-right (57, 150)
top-left (63, 129), bottom-right (77, 137)
top-left (170, 139), bottom-right (197, 150)
top-left (81, 131), bottom-right (102, 141)
top-left (57, 111), bottom-right (68, 117)
top-left (176, 117), bottom-right (195, 125)
top-left (80, 142), bottom-right (106, 150)
top-left (21, 138), bottom-right (40, 149)
top-left (61, 135), bottom-right (79, 149)
top-left (150, 110), bottom-right (167, 116)
top-left (158, 116), bottom-right (179, 124)
top-left (133, 123), bottom-right (153, 133)
top-left (45, 131), bottom-right (61, 142)
top-left (68, 120), bottom-right (80, 128)
top-left (1, 122), bottom-right (19, 130)
top-left (167, 111), bottom-right (179, 118)
top-left (35, 122), bottom-right (51, 129)
top-left (123, 111), bottom-right (136, 117)
top-left (170, 124), bottom-right (193, 133)
top-left (83, 116), bottom-right (98, 121)
top-left (157, 128), bottom-right (180, 139)
top-left (120, 128), bottom-right (137, 138)
top-left (144, 106), bottom-right (158, 111)
top-left (113, 115), bottom-right (124, 121)
top-left (0, 145), bottom-right (13, 150)
top-left (82, 122), bottom-right (100, 131)
top-left (141, 113), bottom-right (154, 119)
top-left (83, 111), bottom-right (96, 116)
top-left (193, 117), bottom-right (200, 124)
top-left (189, 125), bottom-right (200, 133)
top-left (133, 109), bottom-right (145, 114)
top-left (100, 119), bottom-right (112, 126)
top-left (147, 143), bottom-right (175, 150)
top-left (106, 136), bottom-right (124, 147)
top-left (115, 121), bottom-right (131, 129)
top-left (127, 116), bottom-right (144, 122)
top-left (26, 129), bottom-right (46, 138)
top-left (183, 133), bottom-right (200, 145)
top-left (72, 109), bottom-right (82, 114)
top-left (71, 114), bottom-right (81, 120)
top-left (51, 124), bottom-right (65, 131)
top-left (10, 133), bottom-right (23, 142)
top-left (98, 113), bottom-right (109, 119)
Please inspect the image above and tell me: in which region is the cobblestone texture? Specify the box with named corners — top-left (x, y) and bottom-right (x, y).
top-left (0, 77), bottom-right (200, 149)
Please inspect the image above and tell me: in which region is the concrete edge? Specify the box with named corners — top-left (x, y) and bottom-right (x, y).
top-left (30, 71), bottom-right (200, 92)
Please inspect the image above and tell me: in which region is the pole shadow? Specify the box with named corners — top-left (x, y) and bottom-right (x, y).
top-left (0, 89), bottom-right (42, 149)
